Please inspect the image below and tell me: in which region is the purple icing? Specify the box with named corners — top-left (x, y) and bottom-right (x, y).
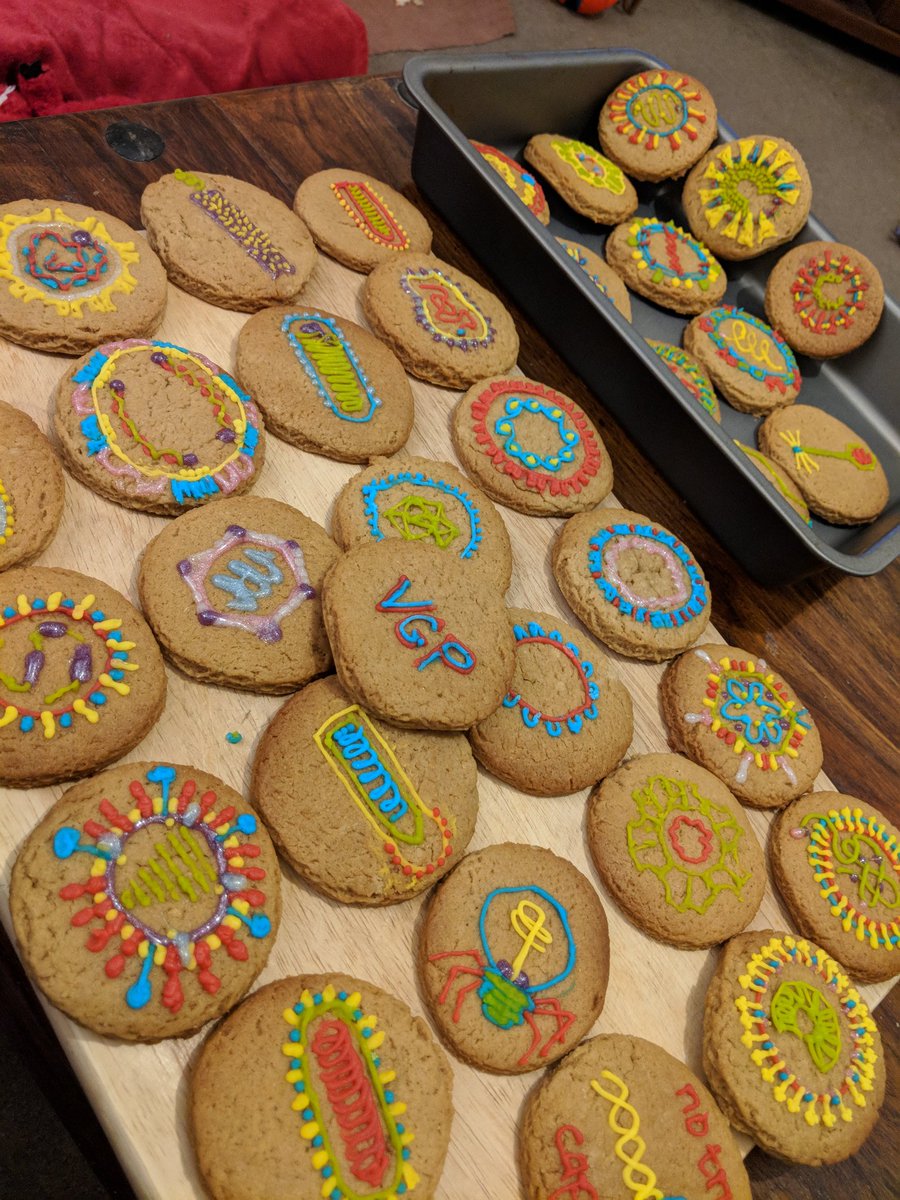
top-left (109, 379), bottom-right (125, 394)
top-left (225, 525), bottom-right (247, 537)
top-left (197, 610), bottom-right (220, 626)
top-left (257, 622), bottom-right (283, 644)
top-left (284, 539), bottom-right (300, 550)
top-left (69, 643), bottom-right (93, 683)
top-left (71, 229), bottom-right (93, 246)
top-left (183, 453), bottom-right (199, 467)
top-left (177, 559), bottom-right (192, 577)
top-left (24, 650), bottom-right (45, 685)
top-left (215, 428), bottom-right (236, 442)
top-left (150, 352), bottom-right (167, 365)
top-left (38, 621), bottom-right (67, 638)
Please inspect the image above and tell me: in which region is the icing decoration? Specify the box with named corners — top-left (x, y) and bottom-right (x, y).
top-left (790, 247), bottom-right (868, 336)
top-left (607, 70), bottom-right (708, 151)
top-left (734, 933), bottom-right (878, 1127)
top-left (428, 885), bottom-right (577, 1066)
top-left (649, 342), bottom-right (718, 418)
top-left (0, 206), bottom-right (139, 317)
top-left (282, 984), bottom-right (417, 1199)
top-left (383, 496), bottom-right (459, 549)
top-left (0, 476), bottom-right (14, 545)
top-left (0, 590), bottom-right (139, 738)
top-left (502, 619), bottom-right (600, 738)
top-left (674, 1086), bottom-right (735, 1197)
top-left (626, 774), bottom-right (751, 913)
top-left (625, 219), bottom-right (722, 292)
top-left (550, 1125), bottom-right (599, 1200)
top-left (225, 730), bottom-right (243, 744)
top-left (588, 522), bottom-right (707, 627)
top-left (589, 1071), bottom-right (686, 1200)
top-left (777, 429), bottom-right (877, 475)
top-left (733, 440), bottom-right (812, 525)
top-left (330, 179), bottom-right (411, 251)
top-left (375, 575), bottom-right (476, 676)
top-left (697, 307), bottom-right (800, 394)
top-left (494, 393), bottom-right (580, 473)
top-left (178, 524), bottom-right (315, 643)
top-left (174, 169), bottom-right (294, 279)
top-left (470, 141), bottom-right (548, 221)
top-left (69, 339), bottom-right (260, 505)
top-left (558, 239), bottom-right (614, 304)
top-left (697, 138), bottom-right (801, 249)
top-left (362, 470), bottom-right (482, 561)
top-left (282, 313), bottom-right (381, 423)
top-left (549, 136), bottom-right (627, 194)
top-left (52, 764), bottom-right (271, 1012)
top-left (313, 704), bottom-right (453, 882)
top-left (399, 266), bottom-right (494, 350)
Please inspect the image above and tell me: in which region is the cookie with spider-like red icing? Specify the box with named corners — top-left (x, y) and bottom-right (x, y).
top-left (605, 217), bottom-right (727, 315)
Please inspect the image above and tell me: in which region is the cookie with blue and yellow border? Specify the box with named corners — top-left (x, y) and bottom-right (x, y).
top-left (524, 133), bottom-right (638, 225)
top-left (472, 141), bottom-right (550, 226)
top-left (557, 238), bottom-right (632, 322)
top-left (684, 305), bottom-right (801, 414)
top-left (0, 400), bottom-right (66, 572)
top-left (605, 218), bottom-right (727, 315)
top-left (646, 340), bottom-right (720, 422)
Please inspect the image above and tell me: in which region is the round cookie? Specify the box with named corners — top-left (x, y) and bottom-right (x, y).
top-left (235, 305), bottom-right (414, 463)
top-left (684, 305), bottom-right (801, 413)
top-left (469, 609), bottom-right (633, 796)
top-left (420, 842), bottom-right (609, 1073)
top-left (520, 1033), bottom-right (752, 1200)
top-left (9, 760), bottom-right (279, 1040)
top-left (472, 141), bottom-right (550, 226)
top-left (251, 675), bottom-right (478, 903)
top-left (647, 340), bottom-right (721, 422)
top-left (54, 337), bottom-right (265, 517)
top-left (322, 540), bottom-right (515, 731)
top-left (553, 508), bottom-right (711, 662)
top-left (660, 643), bottom-right (823, 808)
top-left (191, 973), bottom-right (453, 1200)
top-left (523, 133), bottom-right (638, 224)
top-left (606, 217), bottom-right (727, 315)
top-left (733, 439), bottom-right (812, 524)
top-left (139, 496), bottom-right (339, 694)
top-left (598, 68), bottom-right (718, 182)
top-left (0, 401), bottom-right (65, 571)
top-left (292, 166), bottom-right (433, 271)
top-left (758, 404), bottom-right (888, 525)
top-left (452, 375), bottom-right (613, 517)
top-left (683, 135), bottom-right (812, 261)
top-left (764, 240), bottom-right (885, 358)
top-left (362, 251), bottom-right (519, 389)
top-left (703, 930), bottom-right (885, 1165)
top-left (588, 752), bottom-right (765, 948)
top-left (331, 455), bottom-right (513, 592)
top-left (771, 792), bottom-right (900, 984)
top-left (0, 567), bottom-right (166, 788)
top-left (557, 237), bottom-right (632, 321)
top-left (140, 169), bottom-right (316, 312)
top-left (0, 198), bottom-right (167, 355)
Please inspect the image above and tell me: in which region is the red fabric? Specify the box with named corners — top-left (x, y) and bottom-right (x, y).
top-left (0, 0), bottom-right (368, 121)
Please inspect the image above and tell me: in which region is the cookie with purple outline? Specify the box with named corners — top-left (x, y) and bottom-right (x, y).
top-left (524, 134), bottom-right (638, 225)
top-left (606, 218), bottom-right (726, 315)
top-left (684, 306), bottom-right (801, 414)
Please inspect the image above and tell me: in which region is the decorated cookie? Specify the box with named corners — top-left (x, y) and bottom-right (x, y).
top-left (758, 405), bottom-right (888, 525)
top-left (54, 338), bottom-right (264, 516)
top-left (553, 508), bottom-right (711, 662)
top-left (703, 930), bottom-right (885, 1164)
top-left (420, 842), bottom-right (609, 1073)
top-left (647, 340), bottom-right (721, 422)
top-left (9, 761), bottom-right (279, 1039)
top-left (660, 643), bottom-right (823, 808)
top-left (292, 166), bottom-right (433, 271)
top-left (0, 401), bottom-right (65, 571)
top-left (598, 69), bottom-right (718, 182)
top-left (734, 439), bottom-right (812, 524)
top-left (471, 141), bottom-right (550, 225)
top-left (771, 793), bottom-right (900, 984)
top-left (251, 675), bottom-right (478, 903)
top-left (683, 135), bottom-right (812, 261)
top-left (331, 455), bottom-right (513, 592)
top-left (523, 133), bottom-right (638, 224)
top-left (191, 973), bottom-right (453, 1200)
top-left (322, 540), bottom-right (515, 731)
top-left (469, 609), bottom-right (633, 796)
top-left (588, 753), bottom-right (765, 948)
top-left (0, 199), bottom-right (167, 355)
top-left (451, 375), bottom-right (613, 517)
top-left (0, 567), bottom-right (166, 787)
top-left (764, 240), bottom-right (885, 358)
top-left (557, 237), bottom-right (632, 321)
top-left (684, 305), bottom-right (801, 413)
top-left (520, 1033), bottom-right (752, 1200)
top-left (362, 251), bottom-right (519, 389)
top-left (139, 496), bottom-right (339, 694)
top-left (235, 306), bottom-right (414, 463)
top-left (606, 217), bottom-right (727, 314)
top-left (140, 169), bottom-right (316, 312)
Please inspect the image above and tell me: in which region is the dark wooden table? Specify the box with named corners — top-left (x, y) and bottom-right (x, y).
top-left (0, 73), bottom-right (896, 1200)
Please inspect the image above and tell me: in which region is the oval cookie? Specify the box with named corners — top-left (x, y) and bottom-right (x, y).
top-left (647, 340), bottom-right (721, 422)
top-left (523, 133), bottom-right (638, 224)
top-left (684, 305), bottom-right (801, 413)
top-left (472, 141), bottom-right (550, 225)
top-left (557, 237), bottom-right (632, 321)
top-left (0, 400), bottom-right (65, 571)
top-left (606, 217), bottom-right (727, 314)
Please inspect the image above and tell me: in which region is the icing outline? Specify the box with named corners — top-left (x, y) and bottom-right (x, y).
top-left (330, 179), bottom-right (411, 251)
top-left (471, 141), bottom-right (548, 220)
top-left (548, 137), bottom-right (627, 195)
top-left (400, 266), bottom-right (494, 350)
top-left (649, 342), bottom-right (719, 418)
top-left (502, 619), bottom-right (600, 738)
top-left (608, 70), bottom-right (708, 151)
top-left (361, 470), bottom-right (482, 560)
top-left (588, 521), bottom-right (707, 628)
top-left (282, 312), bottom-right (381, 424)
top-left (626, 219), bottom-right (722, 292)
top-left (697, 307), bottom-right (800, 394)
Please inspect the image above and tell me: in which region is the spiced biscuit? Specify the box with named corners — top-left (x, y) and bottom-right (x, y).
top-left (251, 675), bottom-right (478, 904)
top-left (10, 761), bottom-right (280, 1040)
top-left (140, 169), bottom-right (316, 311)
top-left (684, 306), bottom-right (801, 413)
top-left (0, 401), bottom-right (65, 571)
top-left (452, 375), bottom-right (613, 517)
top-left (472, 141), bottom-right (550, 226)
top-left (771, 793), bottom-right (900, 984)
top-left (524, 134), bottom-right (638, 224)
top-left (733, 440), bottom-right (812, 524)
top-left (54, 338), bottom-right (265, 517)
top-left (322, 540), bottom-right (515, 731)
top-left (420, 842), bottom-right (609, 1074)
top-left (0, 567), bottom-right (166, 788)
top-left (557, 237), bottom-right (632, 321)
top-left (703, 930), bottom-right (885, 1165)
top-left (520, 1033), bottom-right (752, 1200)
top-left (331, 455), bottom-right (513, 592)
top-left (236, 306), bottom-right (414, 463)
top-left (191, 973), bottom-right (453, 1200)
top-left (139, 496), bottom-right (339, 694)
top-left (758, 404), bottom-right (888, 524)
top-left (553, 508), bottom-right (711, 662)
top-left (660, 643), bottom-right (823, 808)
top-left (362, 251), bottom-right (519, 389)
top-left (646, 340), bottom-right (721, 422)
top-left (0, 198), bottom-right (167, 355)
top-left (606, 218), bottom-right (727, 315)
top-left (292, 166), bottom-right (433, 271)
top-left (469, 609), bottom-right (633, 797)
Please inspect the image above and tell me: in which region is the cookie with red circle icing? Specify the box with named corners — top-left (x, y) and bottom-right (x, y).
top-left (471, 141), bottom-right (550, 225)
top-left (605, 217), bottom-right (727, 315)
top-left (557, 237), bottom-right (632, 321)
top-left (684, 305), bottom-right (801, 414)
top-left (523, 133), bottom-right (638, 224)
top-left (646, 340), bottom-right (720, 422)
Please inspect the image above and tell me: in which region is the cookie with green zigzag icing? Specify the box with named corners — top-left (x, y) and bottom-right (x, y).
top-left (524, 133), bottom-right (638, 225)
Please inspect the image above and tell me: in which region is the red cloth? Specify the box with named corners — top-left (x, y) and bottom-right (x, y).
top-left (0, 0), bottom-right (368, 121)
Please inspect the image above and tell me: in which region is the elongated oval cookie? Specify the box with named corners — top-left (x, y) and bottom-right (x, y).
top-left (606, 217), bottom-right (727, 315)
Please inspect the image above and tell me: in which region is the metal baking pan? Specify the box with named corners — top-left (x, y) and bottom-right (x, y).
top-left (401, 49), bottom-right (899, 585)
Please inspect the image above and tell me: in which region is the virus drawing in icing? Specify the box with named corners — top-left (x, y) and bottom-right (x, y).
top-left (696, 137), bottom-right (802, 250)
top-left (502, 619), bottom-right (600, 739)
top-left (791, 247), bottom-right (868, 337)
top-left (282, 313), bottom-right (381, 424)
top-left (607, 70), bottom-right (709, 151)
top-left (697, 307), bottom-right (801, 395)
top-left (362, 470), bottom-right (482, 561)
top-left (400, 266), bottom-right (494, 350)
top-left (330, 179), bottom-right (411, 251)
top-left (626, 219), bottom-right (722, 292)
top-left (589, 521), bottom-right (708, 629)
